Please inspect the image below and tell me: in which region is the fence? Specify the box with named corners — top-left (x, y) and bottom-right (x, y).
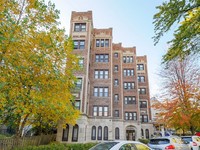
top-left (0, 134), bottom-right (56, 150)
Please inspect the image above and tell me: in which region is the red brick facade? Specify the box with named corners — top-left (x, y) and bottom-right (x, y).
top-left (56, 11), bottom-right (153, 143)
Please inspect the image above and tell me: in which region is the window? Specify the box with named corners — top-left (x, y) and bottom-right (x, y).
top-left (99, 106), bottom-right (103, 116)
top-left (62, 124), bottom-right (69, 141)
top-left (115, 128), bottom-right (120, 139)
top-left (96, 39), bottom-right (100, 47)
top-left (74, 40), bottom-right (85, 49)
top-left (139, 88), bottom-right (146, 94)
top-left (123, 69), bottom-right (134, 76)
top-left (138, 76), bottom-right (145, 82)
top-left (93, 106), bottom-right (97, 116)
top-left (91, 126), bottom-right (96, 140)
top-left (75, 78), bottom-right (82, 90)
top-left (94, 70), bottom-right (109, 79)
top-left (114, 65), bottom-right (118, 72)
top-left (105, 39), bottom-right (109, 47)
top-left (114, 79), bottom-right (119, 86)
top-left (145, 129), bottom-right (149, 139)
top-left (149, 139), bottom-right (170, 145)
top-left (99, 88), bottom-right (104, 97)
top-left (94, 88), bottom-right (98, 97)
top-left (114, 94), bottom-right (119, 101)
top-left (74, 23), bottom-right (86, 32)
top-left (72, 124), bottom-right (79, 142)
top-left (96, 39), bottom-right (109, 47)
top-left (104, 106), bottom-right (108, 116)
top-left (104, 70), bottom-right (109, 79)
top-left (123, 56), bottom-right (133, 63)
top-left (104, 126), bottom-right (108, 140)
top-left (98, 126), bottom-right (102, 140)
top-left (140, 101), bottom-right (147, 108)
top-left (141, 129), bottom-right (144, 137)
top-left (114, 110), bottom-right (119, 117)
top-left (74, 41), bottom-right (78, 49)
top-left (93, 106), bottom-right (109, 116)
top-left (124, 96), bottom-right (136, 104)
top-left (101, 39), bottom-right (104, 47)
top-left (137, 64), bottom-right (144, 70)
top-left (95, 54), bottom-right (109, 62)
top-left (93, 87), bottom-right (109, 97)
top-left (79, 40), bottom-right (85, 49)
top-left (130, 56), bottom-right (133, 63)
top-left (74, 24), bottom-right (79, 32)
top-left (104, 55), bottom-right (109, 62)
top-left (123, 82), bottom-right (134, 89)
top-left (141, 115), bottom-right (148, 123)
top-left (125, 112), bottom-right (128, 120)
top-left (125, 112), bottom-right (137, 120)
top-left (114, 53), bottom-right (118, 58)
top-left (99, 71), bottom-right (104, 79)
top-left (94, 71), bottom-right (98, 79)
top-left (75, 100), bottom-right (80, 110)
top-left (78, 58), bottom-right (84, 68)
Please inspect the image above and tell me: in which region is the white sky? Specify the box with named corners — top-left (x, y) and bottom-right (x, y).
top-left (47, 0), bottom-right (174, 97)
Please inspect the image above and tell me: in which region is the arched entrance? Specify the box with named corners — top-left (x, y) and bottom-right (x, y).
top-left (126, 125), bottom-right (136, 141)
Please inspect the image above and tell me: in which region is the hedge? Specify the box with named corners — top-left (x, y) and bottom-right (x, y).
top-left (14, 142), bottom-right (98, 150)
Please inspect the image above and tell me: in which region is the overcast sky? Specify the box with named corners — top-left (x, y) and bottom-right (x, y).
top-left (47, 0), bottom-right (174, 97)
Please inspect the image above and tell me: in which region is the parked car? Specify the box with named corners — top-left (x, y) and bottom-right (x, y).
top-left (89, 140), bottom-right (152, 150)
top-left (195, 132), bottom-right (200, 136)
top-left (181, 136), bottom-right (200, 150)
top-left (148, 136), bottom-right (190, 150)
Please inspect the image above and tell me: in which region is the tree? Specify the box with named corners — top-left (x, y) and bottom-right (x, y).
top-left (0, 0), bottom-right (80, 137)
top-left (153, 56), bottom-right (200, 134)
top-left (153, 0), bottom-right (200, 62)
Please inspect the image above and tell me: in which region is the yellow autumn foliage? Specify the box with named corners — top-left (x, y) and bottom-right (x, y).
top-left (0, 0), bottom-right (80, 137)
top-left (181, 7), bottom-right (200, 24)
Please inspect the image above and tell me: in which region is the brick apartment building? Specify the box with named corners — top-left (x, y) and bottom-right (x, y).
top-left (56, 11), bottom-right (153, 143)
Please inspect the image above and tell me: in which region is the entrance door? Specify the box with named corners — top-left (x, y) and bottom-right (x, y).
top-left (126, 129), bottom-right (136, 141)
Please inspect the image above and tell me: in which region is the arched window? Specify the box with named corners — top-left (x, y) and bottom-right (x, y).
top-left (72, 124), bottom-right (79, 142)
top-left (91, 126), bottom-right (96, 140)
top-left (62, 124), bottom-right (69, 141)
top-left (104, 126), bottom-right (108, 140)
top-left (115, 127), bottom-right (120, 139)
top-left (145, 129), bottom-right (149, 139)
top-left (141, 129), bottom-right (144, 137)
top-left (97, 126), bottom-right (102, 140)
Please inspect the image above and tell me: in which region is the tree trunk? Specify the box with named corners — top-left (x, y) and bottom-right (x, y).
top-left (15, 117), bottom-right (22, 138)
top-left (19, 114), bottom-right (30, 137)
top-left (190, 126), bottom-right (195, 135)
top-left (182, 129), bottom-right (185, 136)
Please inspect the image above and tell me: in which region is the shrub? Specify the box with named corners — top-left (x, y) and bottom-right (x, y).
top-left (0, 134), bottom-right (13, 139)
top-left (14, 142), bottom-right (98, 150)
top-left (138, 138), bottom-right (150, 144)
top-left (63, 143), bottom-right (97, 150)
top-left (14, 143), bottom-right (66, 150)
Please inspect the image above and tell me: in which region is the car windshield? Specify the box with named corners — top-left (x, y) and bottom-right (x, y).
top-left (149, 139), bottom-right (170, 145)
top-left (90, 142), bottom-right (119, 150)
top-left (194, 137), bottom-right (200, 142)
top-left (135, 143), bottom-right (150, 150)
top-left (182, 137), bottom-right (192, 142)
